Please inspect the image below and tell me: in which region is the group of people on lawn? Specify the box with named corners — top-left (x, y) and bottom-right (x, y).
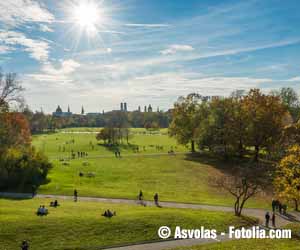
top-left (36, 200), bottom-right (59, 216)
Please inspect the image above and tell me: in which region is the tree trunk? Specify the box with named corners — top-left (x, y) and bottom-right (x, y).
top-left (191, 140), bottom-right (195, 152)
top-left (294, 199), bottom-right (299, 211)
top-left (234, 198), bottom-right (241, 216)
top-left (254, 145), bottom-right (259, 161)
top-left (238, 139), bottom-right (243, 158)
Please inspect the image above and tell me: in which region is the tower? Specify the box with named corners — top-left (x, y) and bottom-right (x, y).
top-left (124, 102), bottom-right (127, 112)
top-left (138, 106), bottom-right (141, 112)
top-left (68, 105), bottom-right (70, 113)
top-left (81, 106), bottom-right (84, 115)
top-left (120, 102), bottom-right (124, 111)
top-left (56, 105), bottom-right (62, 113)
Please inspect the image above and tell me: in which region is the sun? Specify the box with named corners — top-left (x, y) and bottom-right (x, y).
top-left (71, 1), bottom-right (103, 33)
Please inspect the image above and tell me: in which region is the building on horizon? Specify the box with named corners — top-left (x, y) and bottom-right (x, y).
top-left (52, 105), bottom-right (72, 117)
top-left (120, 102), bottom-right (128, 112)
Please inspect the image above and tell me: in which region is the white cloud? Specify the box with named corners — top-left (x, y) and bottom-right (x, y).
top-left (0, 0), bottom-right (54, 27)
top-left (287, 77), bottom-right (300, 82)
top-left (0, 30), bottom-right (49, 61)
top-left (43, 59), bottom-right (81, 75)
top-left (160, 44), bottom-right (195, 55)
top-left (28, 59), bottom-right (81, 84)
top-left (0, 44), bottom-right (13, 53)
top-left (39, 24), bottom-right (54, 32)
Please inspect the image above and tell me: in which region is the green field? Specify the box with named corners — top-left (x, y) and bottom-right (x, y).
top-left (0, 198), bottom-right (255, 250)
top-left (31, 128), bottom-right (272, 208)
top-left (33, 128), bottom-right (187, 158)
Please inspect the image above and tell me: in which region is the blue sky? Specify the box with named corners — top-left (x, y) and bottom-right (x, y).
top-left (0, 0), bottom-right (300, 113)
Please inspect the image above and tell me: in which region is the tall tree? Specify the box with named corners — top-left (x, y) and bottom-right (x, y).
top-left (0, 70), bottom-right (24, 111)
top-left (242, 89), bottom-right (286, 161)
top-left (275, 145), bottom-right (300, 211)
top-left (169, 93), bottom-right (202, 152)
top-left (278, 87), bottom-right (299, 121)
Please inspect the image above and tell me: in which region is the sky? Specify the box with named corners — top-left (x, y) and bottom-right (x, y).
top-left (0, 0), bottom-right (300, 114)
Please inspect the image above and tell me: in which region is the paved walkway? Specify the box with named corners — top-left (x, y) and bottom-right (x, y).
top-left (1, 192), bottom-right (299, 250)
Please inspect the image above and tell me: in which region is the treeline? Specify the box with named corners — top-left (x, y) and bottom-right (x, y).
top-left (22, 108), bottom-right (171, 134)
top-left (0, 71), bottom-right (51, 191)
top-left (169, 88), bottom-right (300, 161)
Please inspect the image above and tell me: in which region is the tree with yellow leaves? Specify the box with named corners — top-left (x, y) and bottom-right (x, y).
top-left (274, 145), bottom-right (300, 211)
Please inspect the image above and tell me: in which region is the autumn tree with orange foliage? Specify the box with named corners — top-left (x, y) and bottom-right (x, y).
top-left (0, 70), bottom-right (51, 191)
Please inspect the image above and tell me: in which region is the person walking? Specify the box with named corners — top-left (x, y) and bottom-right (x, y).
top-left (31, 185), bottom-right (36, 198)
top-left (154, 193), bottom-right (159, 207)
top-left (272, 213), bottom-right (276, 228)
top-left (278, 202), bottom-right (283, 214)
top-left (265, 212), bottom-right (270, 227)
top-left (74, 189), bottom-right (78, 202)
top-left (271, 199), bottom-right (276, 212)
top-left (138, 190), bottom-right (143, 201)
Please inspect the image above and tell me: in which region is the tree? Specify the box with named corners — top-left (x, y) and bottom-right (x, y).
top-left (196, 96), bottom-right (247, 158)
top-left (212, 166), bottom-right (264, 216)
top-left (169, 93), bottom-right (202, 152)
top-left (242, 89), bottom-right (286, 161)
top-left (0, 73), bottom-right (51, 192)
top-left (0, 70), bottom-right (24, 111)
top-left (0, 147), bottom-right (52, 191)
top-left (272, 87), bottom-right (300, 121)
top-left (0, 112), bottom-right (31, 151)
top-left (274, 145), bottom-right (300, 211)
top-left (96, 128), bottom-right (114, 144)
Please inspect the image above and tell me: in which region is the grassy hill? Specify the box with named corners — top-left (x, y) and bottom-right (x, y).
top-left (0, 198), bottom-right (255, 250)
top-left (31, 128), bottom-right (272, 208)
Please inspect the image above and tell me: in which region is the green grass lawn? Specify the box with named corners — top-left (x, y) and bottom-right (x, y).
top-left (32, 128), bottom-right (187, 159)
top-left (0, 198), bottom-right (255, 250)
top-left (31, 128), bottom-right (272, 208)
top-left (172, 223), bottom-right (300, 250)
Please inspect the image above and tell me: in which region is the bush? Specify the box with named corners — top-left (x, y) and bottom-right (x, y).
top-left (0, 147), bottom-right (52, 191)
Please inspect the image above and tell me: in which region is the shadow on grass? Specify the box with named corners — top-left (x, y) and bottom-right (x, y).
top-left (184, 152), bottom-right (274, 176)
top-left (0, 178), bottom-right (51, 201)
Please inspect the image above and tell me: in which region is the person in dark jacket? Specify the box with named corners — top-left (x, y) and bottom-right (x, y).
top-left (265, 212), bottom-right (270, 227)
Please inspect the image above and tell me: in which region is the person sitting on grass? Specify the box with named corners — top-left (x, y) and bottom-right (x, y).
top-left (20, 240), bottom-right (29, 250)
top-left (37, 206), bottom-right (43, 215)
top-left (37, 205), bottom-right (48, 216)
top-left (50, 200), bottom-right (59, 207)
top-left (102, 209), bottom-right (116, 218)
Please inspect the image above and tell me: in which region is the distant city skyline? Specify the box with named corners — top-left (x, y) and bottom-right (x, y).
top-left (1, 0), bottom-right (300, 113)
